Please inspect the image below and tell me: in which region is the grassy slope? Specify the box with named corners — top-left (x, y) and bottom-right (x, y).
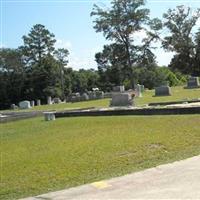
top-left (1, 115), bottom-right (200, 199)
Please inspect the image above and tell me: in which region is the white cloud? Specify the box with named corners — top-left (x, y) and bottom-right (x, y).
top-left (196, 19), bottom-right (200, 26)
top-left (133, 29), bottom-right (147, 41)
top-left (154, 49), bottom-right (175, 66)
top-left (55, 38), bottom-right (102, 70)
top-left (0, 44), bottom-right (6, 48)
top-left (55, 39), bottom-right (72, 49)
top-left (68, 56), bottom-right (97, 70)
top-left (67, 46), bottom-right (102, 70)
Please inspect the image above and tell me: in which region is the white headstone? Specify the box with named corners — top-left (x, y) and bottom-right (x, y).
top-left (19, 101), bottom-right (31, 109)
top-left (47, 96), bottom-right (52, 105)
top-left (53, 98), bottom-right (61, 104)
top-left (44, 112), bottom-right (56, 121)
top-left (30, 100), bottom-right (35, 107)
top-left (37, 99), bottom-right (41, 106)
top-left (135, 84), bottom-right (142, 97)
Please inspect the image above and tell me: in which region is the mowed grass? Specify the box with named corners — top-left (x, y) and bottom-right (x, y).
top-left (2, 86), bottom-right (200, 113)
top-left (1, 115), bottom-right (200, 199)
top-left (137, 86), bottom-right (200, 106)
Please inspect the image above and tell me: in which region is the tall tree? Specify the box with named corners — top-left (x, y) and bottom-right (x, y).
top-left (91, 0), bottom-right (162, 87)
top-left (21, 24), bottom-right (56, 67)
top-left (54, 48), bottom-right (69, 99)
top-left (20, 24), bottom-right (62, 100)
top-left (162, 5), bottom-right (200, 75)
top-left (0, 48), bottom-right (25, 108)
top-left (193, 29), bottom-right (200, 76)
top-left (95, 43), bottom-right (128, 89)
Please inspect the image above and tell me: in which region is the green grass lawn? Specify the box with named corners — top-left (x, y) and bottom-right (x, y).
top-left (1, 115), bottom-right (200, 199)
top-left (137, 86), bottom-right (200, 105)
top-left (2, 86), bottom-right (200, 112)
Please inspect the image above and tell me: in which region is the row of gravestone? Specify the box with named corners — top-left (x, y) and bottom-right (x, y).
top-left (67, 91), bottom-right (105, 103)
top-left (155, 77), bottom-right (200, 97)
top-left (12, 97), bottom-right (62, 110)
top-left (12, 77), bottom-right (200, 110)
top-left (11, 99), bottom-right (41, 110)
top-left (110, 84), bottom-right (145, 107)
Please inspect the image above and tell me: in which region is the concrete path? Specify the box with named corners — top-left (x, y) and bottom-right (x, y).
top-left (22, 155), bottom-right (200, 200)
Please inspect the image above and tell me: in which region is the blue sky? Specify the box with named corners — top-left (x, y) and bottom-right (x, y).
top-left (1, 0), bottom-right (200, 70)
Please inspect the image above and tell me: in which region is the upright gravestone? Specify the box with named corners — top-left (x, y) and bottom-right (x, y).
top-left (135, 84), bottom-right (142, 97)
top-left (44, 112), bottom-right (56, 121)
top-left (30, 100), bottom-right (35, 107)
top-left (10, 104), bottom-right (18, 110)
top-left (37, 99), bottom-right (41, 106)
top-left (70, 93), bottom-right (81, 102)
top-left (88, 91), bottom-right (96, 100)
top-left (81, 93), bottom-right (89, 101)
top-left (95, 91), bottom-right (104, 99)
top-left (104, 92), bottom-right (112, 98)
top-left (53, 98), bottom-right (61, 104)
top-left (141, 85), bottom-right (145, 93)
top-left (185, 77), bottom-right (200, 89)
top-left (155, 86), bottom-right (171, 96)
top-left (110, 93), bottom-right (134, 107)
top-left (47, 96), bottom-right (52, 105)
top-left (112, 85), bottom-right (125, 93)
top-left (19, 101), bottom-right (31, 109)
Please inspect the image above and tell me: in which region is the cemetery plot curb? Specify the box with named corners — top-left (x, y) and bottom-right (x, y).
top-left (55, 106), bottom-right (200, 118)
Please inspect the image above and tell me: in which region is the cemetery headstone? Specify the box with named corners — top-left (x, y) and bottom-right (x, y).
top-left (155, 86), bottom-right (171, 96)
top-left (81, 93), bottom-right (89, 101)
top-left (19, 101), bottom-right (31, 109)
top-left (44, 112), bottom-right (56, 121)
top-left (95, 91), bottom-right (104, 99)
top-left (70, 93), bottom-right (81, 102)
top-left (53, 98), bottom-right (61, 104)
top-left (135, 84), bottom-right (142, 97)
top-left (47, 96), bottom-right (52, 105)
top-left (88, 91), bottom-right (96, 100)
top-left (36, 99), bottom-right (41, 106)
top-left (10, 104), bottom-right (18, 110)
top-left (110, 93), bottom-right (134, 107)
top-left (141, 85), bottom-right (145, 93)
top-left (112, 85), bottom-right (125, 92)
top-left (30, 100), bottom-right (35, 107)
top-left (185, 77), bottom-right (200, 89)
top-left (104, 92), bottom-right (112, 98)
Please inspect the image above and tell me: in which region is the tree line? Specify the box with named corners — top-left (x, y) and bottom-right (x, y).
top-left (1, 0), bottom-right (200, 109)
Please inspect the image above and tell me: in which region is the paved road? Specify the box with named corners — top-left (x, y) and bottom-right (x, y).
top-left (22, 155), bottom-right (200, 199)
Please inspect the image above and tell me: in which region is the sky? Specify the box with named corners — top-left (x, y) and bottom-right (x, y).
top-left (1, 0), bottom-right (200, 70)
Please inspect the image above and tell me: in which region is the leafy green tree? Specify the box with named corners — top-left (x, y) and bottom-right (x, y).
top-left (163, 5), bottom-right (200, 75)
top-left (54, 48), bottom-right (69, 100)
top-left (28, 55), bottom-right (61, 100)
top-left (20, 24), bottom-right (64, 101)
top-left (79, 69), bottom-right (100, 91)
top-left (91, 0), bottom-right (162, 87)
top-left (0, 48), bottom-right (25, 108)
top-left (21, 24), bottom-right (56, 66)
top-left (95, 43), bottom-right (128, 89)
top-left (91, 0), bottom-right (148, 87)
top-left (193, 29), bottom-right (200, 75)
